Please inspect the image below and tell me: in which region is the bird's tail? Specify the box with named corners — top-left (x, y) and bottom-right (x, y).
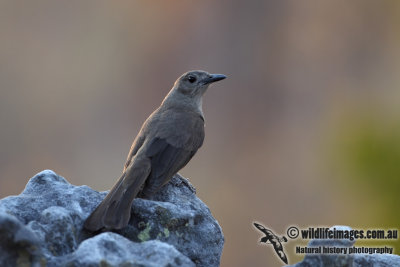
top-left (84, 172), bottom-right (137, 232)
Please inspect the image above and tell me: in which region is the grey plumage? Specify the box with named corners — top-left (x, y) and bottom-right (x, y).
top-left (84, 70), bottom-right (226, 231)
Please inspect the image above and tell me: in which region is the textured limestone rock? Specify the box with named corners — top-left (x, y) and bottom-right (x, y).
top-left (0, 170), bottom-right (223, 266)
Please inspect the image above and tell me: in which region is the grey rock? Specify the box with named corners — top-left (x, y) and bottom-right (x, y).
top-left (118, 176), bottom-right (224, 267)
top-left (353, 253), bottom-right (400, 267)
top-left (0, 170), bottom-right (224, 266)
top-left (0, 212), bottom-right (44, 267)
top-left (289, 225), bottom-right (400, 267)
top-left (54, 232), bottom-right (195, 267)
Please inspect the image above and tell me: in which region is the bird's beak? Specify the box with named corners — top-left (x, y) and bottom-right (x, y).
top-left (203, 74), bottom-right (227, 85)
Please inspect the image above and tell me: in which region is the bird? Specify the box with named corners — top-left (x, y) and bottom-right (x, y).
top-left (84, 70), bottom-right (226, 232)
top-left (253, 222), bottom-right (288, 264)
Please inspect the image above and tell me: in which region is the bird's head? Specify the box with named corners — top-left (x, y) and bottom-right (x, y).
top-left (174, 70), bottom-right (226, 97)
top-left (162, 70), bottom-right (226, 114)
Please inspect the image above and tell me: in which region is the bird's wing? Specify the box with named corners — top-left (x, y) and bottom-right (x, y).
top-left (138, 136), bottom-right (198, 198)
top-left (254, 223), bottom-right (274, 236)
top-left (123, 135), bottom-right (145, 171)
top-left (135, 110), bottom-right (204, 198)
top-left (272, 243), bottom-right (288, 264)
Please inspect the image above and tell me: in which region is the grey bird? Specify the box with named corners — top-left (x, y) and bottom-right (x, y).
top-left (84, 70), bottom-right (226, 231)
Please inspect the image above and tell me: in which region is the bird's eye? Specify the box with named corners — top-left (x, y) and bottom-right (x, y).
top-left (187, 75), bottom-right (196, 83)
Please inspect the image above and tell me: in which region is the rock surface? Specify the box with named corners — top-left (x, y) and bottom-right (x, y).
top-left (0, 170), bottom-right (224, 267)
top-left (289, 226), bottom-right (400, 267)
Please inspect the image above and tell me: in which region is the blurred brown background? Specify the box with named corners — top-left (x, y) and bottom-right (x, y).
top-left (1, 1), bottom-right (399, 266)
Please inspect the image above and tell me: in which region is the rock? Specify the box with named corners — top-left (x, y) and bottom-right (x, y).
top-left (54, 232), bottom-right (195, 267)
top-left (353, 253), bottom-right (400, 267)
top-left (0, 212), bottom-right (44, 267)
top-left (289, 225), bottom-right (400, 267)
top-left (0, 170), bottom-right (224, 266)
